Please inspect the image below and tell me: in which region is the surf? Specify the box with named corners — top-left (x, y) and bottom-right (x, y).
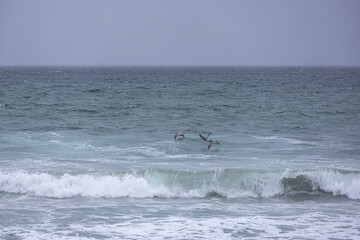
top-left (0, 168), bottom-right (359, 200)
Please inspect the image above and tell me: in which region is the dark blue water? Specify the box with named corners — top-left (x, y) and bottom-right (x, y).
top-left (1, 67), bottom-right (359, 239)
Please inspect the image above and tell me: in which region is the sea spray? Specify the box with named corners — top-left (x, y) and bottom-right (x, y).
top-left (0, 172), bottom-right (171, 198)
top-left (1, 168), bottom-right (359, 200)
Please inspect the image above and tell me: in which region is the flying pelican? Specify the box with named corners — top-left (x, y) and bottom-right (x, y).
top-left (199, 132), bottom-right (211, 141)
top-left (174, 132), bottom-right (185, 140)
top-left (208, 140), bottom-right (220, 149)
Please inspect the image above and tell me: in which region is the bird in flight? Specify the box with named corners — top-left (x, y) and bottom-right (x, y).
top-left (199, 132), bottom-right (211, 141)
top-left (174, 132), bottom-right (185, 140)
top-left (208, 140), bottom-right (220, 149)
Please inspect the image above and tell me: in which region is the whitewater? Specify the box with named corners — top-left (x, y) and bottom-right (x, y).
top-left (1, 168), bottom-right (360, 199)
top-left (0, 67), bottom-right (359, 239)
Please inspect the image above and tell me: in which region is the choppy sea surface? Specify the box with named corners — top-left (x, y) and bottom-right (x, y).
top-left (0, 66), bottom-right (359, 239)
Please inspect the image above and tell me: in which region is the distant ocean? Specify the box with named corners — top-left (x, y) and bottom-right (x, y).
top-left (0, 67), bottom-right (359, 239)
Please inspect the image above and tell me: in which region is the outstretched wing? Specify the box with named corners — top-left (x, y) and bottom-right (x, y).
top-left (205, 132), bottom-right (211, 140)
top-left (208, 141), bottom-right (214, 149)
top-left (199, 134), bottom-right (207, 141)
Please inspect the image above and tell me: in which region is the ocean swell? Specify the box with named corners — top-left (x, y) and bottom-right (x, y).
top-left (0, 168), bottom-right (359, 200)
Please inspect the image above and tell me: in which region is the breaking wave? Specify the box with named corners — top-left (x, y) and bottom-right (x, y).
top-left (0, 168), bottom-right (359, 200)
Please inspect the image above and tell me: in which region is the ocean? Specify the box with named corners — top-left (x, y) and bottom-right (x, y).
top-left (0, 66), bottom-right (359, 239)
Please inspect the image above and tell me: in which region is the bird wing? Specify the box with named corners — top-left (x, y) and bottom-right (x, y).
top-left (199, 134), bottom-right (207, 141)
top-left (208, 141), bottom-right (214, 149)
top-left (206, 133), bottom-right (211, 140)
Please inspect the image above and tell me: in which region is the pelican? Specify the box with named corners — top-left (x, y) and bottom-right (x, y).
top-left (208, 140), bottom-right (220, 149)
top-left (174, 132), bottom-right (185, 140)
top-left (199, 132), bottom-right (211, 141)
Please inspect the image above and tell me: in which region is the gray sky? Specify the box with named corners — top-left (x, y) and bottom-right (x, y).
top-left (1, 0), bottom-right (360, 66)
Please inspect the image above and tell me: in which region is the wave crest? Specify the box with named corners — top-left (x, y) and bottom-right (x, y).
top-left (0, 168), bottom-right (359, 200)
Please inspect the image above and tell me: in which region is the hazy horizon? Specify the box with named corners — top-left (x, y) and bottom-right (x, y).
top-left (1, 0), bottom-right (360, 67)
top-left (1, 64), bottom-right (360, 68)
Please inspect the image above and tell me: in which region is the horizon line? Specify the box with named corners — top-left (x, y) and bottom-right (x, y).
top-left (1, 64), bottom-right (360, 68)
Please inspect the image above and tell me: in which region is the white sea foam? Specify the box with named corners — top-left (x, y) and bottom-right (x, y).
top-left (71, 141), bottom-right (176, 158)
top-left (43, 140), bottom-right (174, 161)
top-left (164, 154), bottom-right (209, 159)
top-left (309, 170), bottom-right (360, 200)
top-left (0, 172), bottom-right (172, 198)
top-left (0, 168), bottom-right (359, 200)
top-left (2, 212), bottom-right (359, 240)
top-left (253, 135), bottom-right (317, 145)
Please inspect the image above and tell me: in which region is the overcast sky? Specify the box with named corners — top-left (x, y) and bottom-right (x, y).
top-left (1, 0), bottom-right (359, 66)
